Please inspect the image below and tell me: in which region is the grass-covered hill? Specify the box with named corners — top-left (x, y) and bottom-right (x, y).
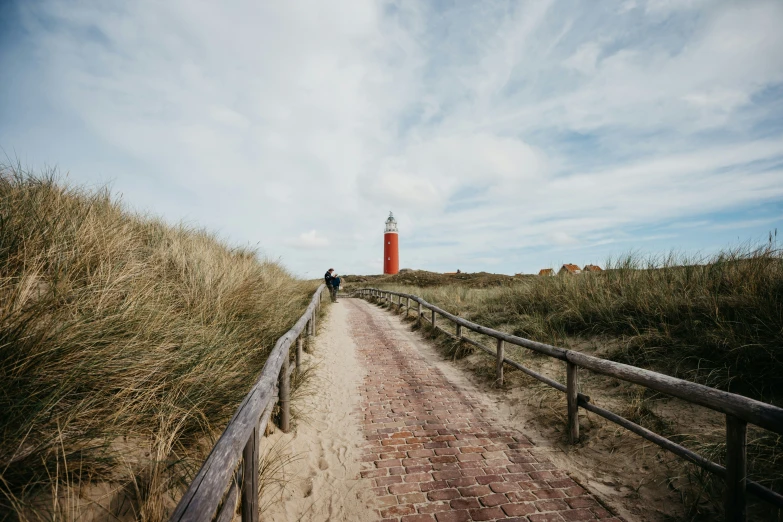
top-left (351, 250), bottom-right (783, 401)
top-left (0, 167), bottom-right (317, 520)
top-left (344, 270), bottom-right (527, 288)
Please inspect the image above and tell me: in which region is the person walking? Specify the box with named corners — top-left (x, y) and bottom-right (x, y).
top-left (324, 268), bottom-right (337, 302)
top-left (331, 273), bottom-right (342, 302)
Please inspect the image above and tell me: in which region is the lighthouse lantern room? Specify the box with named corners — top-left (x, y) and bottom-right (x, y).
top-left (384, 212), bottom-right (399, 275)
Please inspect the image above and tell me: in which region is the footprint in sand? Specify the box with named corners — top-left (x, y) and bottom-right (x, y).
top-left (319, 457), bottom-right (329, 470)
top-left (301, 477), bottom-right (313, 498)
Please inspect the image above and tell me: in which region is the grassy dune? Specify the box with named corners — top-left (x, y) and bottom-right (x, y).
top-left (360, 248), bottom-right (783, 401)
top-left (0, 167), bottom-right (318, 520)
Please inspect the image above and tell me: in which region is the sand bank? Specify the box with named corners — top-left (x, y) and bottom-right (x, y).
top-left (257, 300), bottom-right (375, 521)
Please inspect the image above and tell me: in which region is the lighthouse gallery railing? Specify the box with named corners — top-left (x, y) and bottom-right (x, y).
top-left (358, 287), bottom-right (783, 522)
top-left (169, 284), bottom-right (326, 522)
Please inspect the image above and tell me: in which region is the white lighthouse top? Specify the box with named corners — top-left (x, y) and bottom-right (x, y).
top-left (384, 211), bottom-right (398, 233)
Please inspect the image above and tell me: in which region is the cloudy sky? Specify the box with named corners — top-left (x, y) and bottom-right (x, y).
top-left (1, 0), bottom-right (782, 277)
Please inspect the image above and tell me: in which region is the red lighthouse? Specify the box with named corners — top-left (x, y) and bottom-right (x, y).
top-left (384, 212), bottom-right (399, 275)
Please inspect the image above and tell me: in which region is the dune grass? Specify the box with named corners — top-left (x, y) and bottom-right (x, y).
top-left (367, 246), bottom-right (783, 402)
top-left (0, 166), bottom-right (318, 520)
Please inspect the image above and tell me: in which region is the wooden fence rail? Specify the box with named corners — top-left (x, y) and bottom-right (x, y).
top-left (169, 284), bottom-right (326, 522)
top-left (357, 288), bottom-right (783, 522)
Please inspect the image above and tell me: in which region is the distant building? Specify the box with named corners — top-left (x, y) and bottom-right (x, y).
top-left (538, 268), bottom-right (555, 276)
top-left (558, 264), bottom-right (582, 275)
top-left (583, 264), bottom-right (603, 272)
top-left (384, 212), bottom-right (399, 275)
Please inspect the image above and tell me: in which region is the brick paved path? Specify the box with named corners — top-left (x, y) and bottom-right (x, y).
top-left (346, 298), bottom-right (623, 522)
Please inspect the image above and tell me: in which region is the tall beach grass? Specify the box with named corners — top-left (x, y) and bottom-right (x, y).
top-left (0, 166), bottom-right (317, 520)
top-left (368, 246), bottom-right (783, 402)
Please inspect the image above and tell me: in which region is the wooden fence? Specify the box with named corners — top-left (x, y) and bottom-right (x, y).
top-left (169, 284), bottom-right (326, 522)
top-left (357, 288), bottom-right (783, 522)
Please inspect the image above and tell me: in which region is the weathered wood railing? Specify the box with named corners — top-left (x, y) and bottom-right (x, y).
top-left (169, 284), bottom-right (326, 522)
top-left (358, 288), bottom-right (783, 521)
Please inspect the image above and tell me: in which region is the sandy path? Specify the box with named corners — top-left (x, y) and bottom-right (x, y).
top-left (258, 300), bottom-right (376, 521)
top-left (260, 298), bottom-right (626, 521)
top-left (346, 298), bottom-right (625, 522)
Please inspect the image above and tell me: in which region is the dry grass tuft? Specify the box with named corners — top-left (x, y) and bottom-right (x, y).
top-left (0, 165), bottom-right (317, 520)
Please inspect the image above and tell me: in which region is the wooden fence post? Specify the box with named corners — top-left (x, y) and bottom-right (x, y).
top-left (431, 309), bottom-right (436, 328)
top-left (280, 348), bottom-right (291, 433)
top-left (567, 362), bottom-right (579, 443)
top-left (241, 426), bottom-right (259, 522)
top-left (725, 414), bottom-right (747, 521)
top-left (406, 297), bottom-right (410, 317)
top-left (296, 336), bottom-right (303, 368)
top-left (456, 324), bottom-right (462, 338)
top-left (417, 302), bottom-right (422, 324)
top-left (496, 338), bottom-right (504, 386)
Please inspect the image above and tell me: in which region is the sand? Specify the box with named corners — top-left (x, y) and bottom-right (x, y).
top-left (257, 300), bottom-right (375, 522)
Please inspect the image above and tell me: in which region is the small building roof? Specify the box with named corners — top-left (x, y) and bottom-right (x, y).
top-left (538, 268), bottom-right (555, 276)
top-left (559, 264), bottom-right (582, 274)
top-left (583, 264), bottom-right (603, 272)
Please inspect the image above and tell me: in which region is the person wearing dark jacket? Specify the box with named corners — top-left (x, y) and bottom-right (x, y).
top-left (331, 274), bottom-right (342, 302)
top-left (325, 268), bottom-right (337, 302)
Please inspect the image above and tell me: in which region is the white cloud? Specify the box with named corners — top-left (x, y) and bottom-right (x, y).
top-left (644, 0), bottom-right (711, 15)
top-left (285, 230), bottom-right (329, 250)
top-left (563, 43), bottom-right (602, 75)
top-left (1, 0), bottom-right (782, 276)
top-left (550, 232), bottom-right (579, 245)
